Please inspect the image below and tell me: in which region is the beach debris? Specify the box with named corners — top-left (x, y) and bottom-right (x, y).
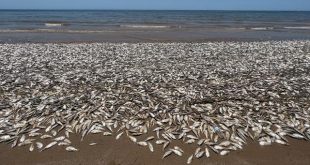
top-left (0, 41), bottom-right (310, 163)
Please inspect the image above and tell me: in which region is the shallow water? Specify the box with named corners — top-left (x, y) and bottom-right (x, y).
top-left (0, 10), bottom-right (310, 42)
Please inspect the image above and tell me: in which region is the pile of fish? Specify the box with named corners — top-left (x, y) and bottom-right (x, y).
top-left (0, 41), bottom-right (310, 163)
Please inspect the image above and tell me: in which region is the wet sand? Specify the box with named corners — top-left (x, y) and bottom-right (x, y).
top-left (0, 134), bottom-right (310, 165)
top-left (1, 27), bottom-right (310, 43)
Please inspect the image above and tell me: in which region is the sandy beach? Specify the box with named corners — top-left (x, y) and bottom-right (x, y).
top-left (1, 41), bottom-right (310, 165)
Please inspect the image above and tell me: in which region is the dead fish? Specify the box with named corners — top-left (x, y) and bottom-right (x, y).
top-left (41, 141), bottom-right (57, 151)
top-left (116, 132), bottom-right (124, 140)
top-left (187, 135), bottom-right (198, 139)
top-left (194, 147), bottom-right (201, 156)
top-left (171, 149), bottom-right (182, 156)
top-left (29, 132), bottom-right (42, 137)
top-left (89, 143), bottom-right (97, 146)
top-left (137, 141), bottom-right (148, 146)
top-left (58, 142), bottom-right (70, 146)
top-left (18, 139), bottom-right (35, 146)
top-left (40, 134), bottom-right (52, 139)
top-left (289, 133), bottom-right (305, 139)
top-left (51, 130), bottom-right (57, 136)
top-left (19, 135), bottom-right (26, 143)
top-left (174, 146), bottom-right (184, 153)
top-left (36, 142), bottom-right (43, 149)
top-left (0, 135), bottom-right (11, 141)
top-left (219, 141), bottom-right (231, 147)
top-left (162, 150), bottom-right (173, 159)
top-left (64, 138), bottom-right (71, 143)
top-left (148, 142), bottom-right (154, 152)
top-left (220, 150), bottom-right (230, 156)
top-left (29, 143), bottom-right (34, 152)
top-left (197, 139), bottom-right (205, 145)
top-left (275, 139), bottom-right (288, 145)
top-left (185, 139), bottom-right (195, 144)
top-left (145, 136), bottom-right (155, 141)
top-left (128, 135), bottom-right (137, 143)
top-left (205, 147), bottom-right (210, 157)
top-left (66, 146), bottom-right (78, 152)
top-left (11, 139), bottom-right (18, 148)
top-left (259, 141), bottom-right (271, 146)
top-left (196, 151), bottom-right (205, 158)
top-left (103, 132), bottom-right (112, 136)
top-left (163, 141), bottom-right (170, 150)
top-left (214, 145), bottom-right (225, 150)
top-left (156, 140), bottom-right (166, 145)
top-left (187, 155), bottom-right (193, 164)
top-left (54, 136), bottom-right (66, 141)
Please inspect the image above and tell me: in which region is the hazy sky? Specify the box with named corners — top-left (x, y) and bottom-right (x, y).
top-left (1, 0), bottom-right (310, 11)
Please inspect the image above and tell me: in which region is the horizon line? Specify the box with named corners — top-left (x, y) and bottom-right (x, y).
top-left (0, 9), bottom-right (309, 12)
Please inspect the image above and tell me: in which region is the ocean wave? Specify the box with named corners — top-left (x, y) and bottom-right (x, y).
top-left (45, 23), bottom-right (64, 27)
top-left (284, 26), bottom-right (310, 30)
top-left (250, 27), bottom-right (274, 30)
top-left (120, 24), bottom-right (170, 29)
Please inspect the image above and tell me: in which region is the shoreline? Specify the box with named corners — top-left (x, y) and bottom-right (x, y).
top-left (1, 28), bottom-right (310, 43)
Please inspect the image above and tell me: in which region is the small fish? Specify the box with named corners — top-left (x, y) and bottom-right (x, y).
top-left (66, 146), bottom-right (78, 152)
top-left (187, 135), bottom-right (198, 139)
top-left (162, 150), bottom-right (172, 159)
top-left (103, 132), bottom-right (112, 136)
top-left (40, 134), bottom-right (52, 139)
top-left (220, 141), bottom-right (231, 147)
top-left (145, 136), bottom-right (155, 141)
top-left (54, 136), bottom-right (66, 141)
top-left (187, 155), bottom-right (193, 164)
top-left (42, 141), bottom-right (57, 151)
top-left (185, 139), bottom-right (195, 144)
top-left (197, 139), bottom-right (205, 145)
top-left (220, 150), bottom-right (230, 156)
top-left (214, 145), bottom-right (224, 150)
top-left (171, 149), bottom-right (182, 156)
top-left (29, 144), bottom-right (34, 152)
top-left (20, 135), bottom-right (26, 143)
top-left (148, 142), bottom-right (154, 152)
top-left (275, 139), bottom-right (287, 145)
top-left (259, 141), bottom-right (271, 146)
top-left (174, 146), bottom-right (184, 153)
top-left (195, 151), bottom-right (204, 158)
top-left (116, 132), bottom-right (124, 140)
top-left (58, 142), bottom-right (70, 146)
top-left (289, 133), bottom-right (305, 139)
top-left (163, 141), bottom-right (170, 150)
top-left (51, 130), bottom-right (57, 136)
top-left (137, 141), bottom-right (148, 146)
top-left (36, 142), bottom-right (43, 149)
top-left (194, 147), bottom-right (201, 155)
top-left (89, 143), bottom-right (97, 146)
top-left (205, 147), bottom-right (210, 157)
top-left (155, 140), bottom-right (166, 145)
top-left (128, 135), bottom-right (137, 143)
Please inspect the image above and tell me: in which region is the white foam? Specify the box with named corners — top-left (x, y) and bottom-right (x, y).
top-left (45, 23), bottom-right (63, 27)
top-left (250, 27), bottom-right (273, 30)
top-left (120, 24), bottom-right (170, 29)
top-left (284, 26), bottom-right (310, 30)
